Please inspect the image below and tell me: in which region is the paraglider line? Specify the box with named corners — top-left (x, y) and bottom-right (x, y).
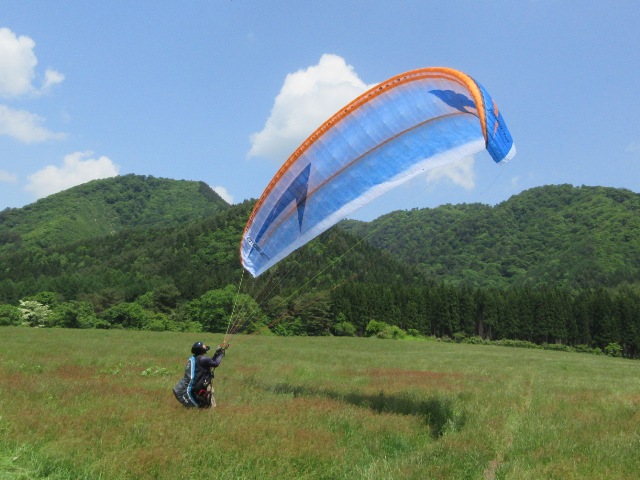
top-left (224, 269), bottom-right (246, 344)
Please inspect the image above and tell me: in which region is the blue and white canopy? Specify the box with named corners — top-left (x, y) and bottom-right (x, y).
top-left (241, 67), bottom-right (516, 277)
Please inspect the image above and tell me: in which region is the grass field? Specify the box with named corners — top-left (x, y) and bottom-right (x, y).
top-left (1, 327), bottom-right (639, 479)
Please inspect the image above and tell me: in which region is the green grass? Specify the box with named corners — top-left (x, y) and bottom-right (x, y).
top-left (1, 327), bottom-right (639, 479)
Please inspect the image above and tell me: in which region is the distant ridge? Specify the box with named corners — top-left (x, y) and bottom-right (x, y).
top-left (338, 184), bottom-right (640, 289)
top-left (0, 174), bottom-right (229, 254)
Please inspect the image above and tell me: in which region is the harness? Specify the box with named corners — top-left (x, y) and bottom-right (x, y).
top-left (173, 354), bottom-right (214, 408)
top-left (186, 355), bottom-right (199, 406)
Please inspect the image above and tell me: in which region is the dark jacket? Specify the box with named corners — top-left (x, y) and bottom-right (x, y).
top-left (173, 352), bottom-right (223, 407)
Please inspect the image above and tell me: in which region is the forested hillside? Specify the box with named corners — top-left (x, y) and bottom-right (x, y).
top-left (0, 174), bottom-right (229, 255)
top-left (0, 197), bottom-right (420, 306)
top-left (1, 181), bottom-right (639, 357)
top-left (340, 184), bottom-right (640, 289)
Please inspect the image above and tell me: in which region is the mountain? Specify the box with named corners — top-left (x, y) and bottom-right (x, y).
top-left (0, 192), bottom-right (421, 306)
top-left (1, 181), bottom-right (639, 307)
top-left (339, 184), bottom-right (640, 289)
top-left (0, 174), bottom-right (229, 254)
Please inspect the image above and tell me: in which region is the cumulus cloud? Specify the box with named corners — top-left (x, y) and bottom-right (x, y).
top-left (0, 27), bottom-right (36, 97)
top-left (0, 27), bottom-right (63, 97)
top-left (0, 28), bottom-right (65, 143)
top-left (426, 156), bottom-right (476, 190)
top-left (0, 169), bottom-right (17, 182)
top-left (25, 151), bottom-right (119, 199)
top-left (0, 105), bottom-right (66, 143)
top-left (212, 185), bottom-right (234, 204)
top-left (248, 54), bottom-right (374, 162)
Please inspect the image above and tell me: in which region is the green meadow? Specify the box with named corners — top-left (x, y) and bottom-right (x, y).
top-left (1, 327), bottom-right (639, 479)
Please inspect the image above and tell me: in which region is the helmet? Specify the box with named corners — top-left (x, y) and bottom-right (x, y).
top-left (191, 342), bottom-right (209, 355)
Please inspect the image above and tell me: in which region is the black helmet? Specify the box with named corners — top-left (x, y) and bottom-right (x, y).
top-left (191, 342), bottom-right (209, 355)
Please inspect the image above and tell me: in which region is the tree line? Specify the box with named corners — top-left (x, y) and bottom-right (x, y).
top-left (330, 282), bottom-right (640, 357)
top-left (2, 280), bottom-right (638, 358)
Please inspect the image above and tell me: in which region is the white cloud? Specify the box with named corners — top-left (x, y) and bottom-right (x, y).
top-left (0, 105), bottom-right (66, 143)
top-left (426, 156), bottom-right (476, 190)
top-left (25, 151), bottom-right (119, 199)
top-left (0, 27), bottom-right (36, 97)
top-left (0, 28), bottom-right (65, 143)
top-left (248, 54), bottom-right (374, 162)
top-left (0, 27), bottom-right (63, 97)
top-left (0, 169), bottom-right (17, 182)
top-left (212, 185), bottom-right (233, 204)
top-left (41, 68), bottom-right (65, 93)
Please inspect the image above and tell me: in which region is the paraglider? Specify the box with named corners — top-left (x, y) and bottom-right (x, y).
top-left (241, 67), bottom-right (515, 277)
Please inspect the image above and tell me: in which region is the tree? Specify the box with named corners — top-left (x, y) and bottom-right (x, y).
top-left (333, 321), bottom-right (356, 336)
top-left (186, 285), bottom-right (265, 334)
top-left (333, 313), bottom-right (356, 336)
top-left (135, 284), bottom-right (181, 313)
top-left (18, 300), bottom-right (51, 327)
top-left (50, 301), bottom-right (97, 328)
top-left (615, 287), bottom-right (640, 358)
top-left (26, 291), bottom-right (60, 307)
top-left (101, 303), bottom-right (148, 329)
top-left (0, 304), bottom-right (22, 326)
top-left (293, 291), bottom-right (333, 336)
top-left (590, 288), bottom-right (619, 348)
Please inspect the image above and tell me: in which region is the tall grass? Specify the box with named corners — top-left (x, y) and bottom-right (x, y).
top-left (1, 327), bottom-right (639, 479)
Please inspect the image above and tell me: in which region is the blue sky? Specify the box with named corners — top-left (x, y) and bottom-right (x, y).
top-left (1, 1), bottom-right (639, 220)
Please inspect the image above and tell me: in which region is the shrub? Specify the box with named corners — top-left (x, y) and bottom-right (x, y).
top-left (493, 339), bottom-right (540, 350)
top-left (333, 321), bottom-right (356, 337)
top-left (179, 320), bottom-right (204, 333)
top-left (573, 344), bottom-right (592, 353)
top-left (574, 344), bottom-right (604, 355)
top-left (364, 320), bottom-right (408, 340)
top-left (0, 304), bottom-right (22, 326)
top-left (272, 317), bottom-right (306, 336)
top-left (376, 329), bottom-right (392, 339)
top-left (452, 332), bottom-right (467, 343)
top-left (142, 312), bottom-right (177, 332)
top-left (604, 342), bottom-right (623, 358)
top-left (50, 301), bottom-right (97, 328)
top-left (101, 303), bottom-right (147, 329)
top-left (365, 320), bottom-right (389, 337)
top-left (542, 343), bottom-right (575, 353)
top-left (387, 325), bottom-right (407, 340)
top-left (462, 336), bottom-right (486, 345)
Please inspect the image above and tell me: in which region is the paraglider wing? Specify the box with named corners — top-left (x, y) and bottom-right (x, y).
top-left (241, 67), bottom-right (516, 277)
